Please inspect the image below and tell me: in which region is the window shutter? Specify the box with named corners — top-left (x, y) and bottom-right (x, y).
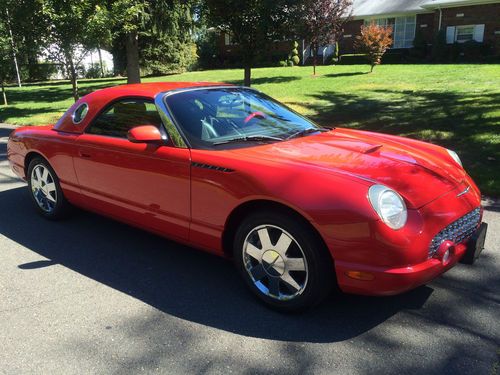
top-left (446, 26), bottom-right (456, 44)
top-left (473, 24), bottom-right (485, 42)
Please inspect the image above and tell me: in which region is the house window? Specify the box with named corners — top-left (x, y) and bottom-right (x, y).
top-left (456, 25), bottom-right (475, 42)
top-left (446, 24), bottom-right (485, 44)
top-left (365, 15), bottom-right (416, 49)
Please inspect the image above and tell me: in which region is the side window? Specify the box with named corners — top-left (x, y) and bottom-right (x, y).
top-left (87, 99), bottom-right (162, 138)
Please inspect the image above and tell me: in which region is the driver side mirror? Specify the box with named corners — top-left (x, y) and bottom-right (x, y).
top-left (127, 125), bottom-right (164, 144)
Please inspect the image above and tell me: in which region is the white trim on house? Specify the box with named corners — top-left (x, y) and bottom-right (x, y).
top-left (351, 0), bottom-right (500, 20)
top-left (421, 0), bottom-right (500, 10)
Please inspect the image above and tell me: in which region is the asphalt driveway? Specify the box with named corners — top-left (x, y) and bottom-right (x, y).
top-left (0, 124), bottom-right (499, 374)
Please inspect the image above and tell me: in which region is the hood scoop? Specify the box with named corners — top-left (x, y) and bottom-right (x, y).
top-left (324, 139), bottom-right (383, 154)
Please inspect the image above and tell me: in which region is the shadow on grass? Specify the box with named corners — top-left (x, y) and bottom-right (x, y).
top-left (300, 90), bottom-right (500, 196)
top-left (226, 75), bottom-right (301, 86)
top-left (324, 72), bottom-right (369, 78)
top-left (0, 106), bottom-right (62, 124)
top-left (9, 77), bottom-right (125, 88)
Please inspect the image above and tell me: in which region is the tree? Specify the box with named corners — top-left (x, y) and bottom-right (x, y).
top-left (110, 0), bottom-right (146, 83)
top-left (300, 0), bottom-right (352, 75)
top-left (0, 17), bottom-right (12, 105)
top-left (141, 0), bottom-right (198, 75)
top-left (41, 0), bottom-right (110, 100)
top-left (1, 0), bottom-right (48, 82)
top-left (204, 0), bottom-right (293, 86)
top-left (354, 24), bottom-right (393, 72)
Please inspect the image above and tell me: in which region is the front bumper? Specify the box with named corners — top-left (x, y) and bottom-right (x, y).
top-left (332, 180), bottom-right (486, 296)
top-left (335, 240), bottom-right (468, 296)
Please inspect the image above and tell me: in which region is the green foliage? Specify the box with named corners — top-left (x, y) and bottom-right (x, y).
top-left (204, 0), bottom-right (294, 84)
top-left (109, 0), bottom-right (198, 76)
top-left (196, 30), bottom-right (222, 69)
top-left (141, 1), bottom-right (198, 75)
top-left (0, 16), bottom-right (13, 83)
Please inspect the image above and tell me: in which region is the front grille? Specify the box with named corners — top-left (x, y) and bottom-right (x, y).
top-left (429, 207), bottom-right (481, 258)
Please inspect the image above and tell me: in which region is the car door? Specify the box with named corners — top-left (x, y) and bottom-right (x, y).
top-left (73, 98), bottom-right (191, 241)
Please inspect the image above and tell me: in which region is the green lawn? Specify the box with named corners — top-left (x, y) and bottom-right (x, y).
top-left (1, 64), bottom-right (499, 195)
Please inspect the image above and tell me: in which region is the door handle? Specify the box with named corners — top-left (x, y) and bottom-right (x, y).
top-left (79, 151), bottom-right (92, 158)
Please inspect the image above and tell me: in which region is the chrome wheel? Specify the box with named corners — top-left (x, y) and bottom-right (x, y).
top-left (30, 164), bottom-right (57, 213)
top-left (242, 224), bottom-right (308, 301)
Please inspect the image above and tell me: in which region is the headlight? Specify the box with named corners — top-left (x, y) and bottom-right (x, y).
top-left (446, 149), bottom-right (462, 167)
top-left (368, 185), bottom-right (407, 230)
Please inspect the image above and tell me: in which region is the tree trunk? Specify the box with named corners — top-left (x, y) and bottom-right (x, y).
top-left (67, 58), bottom-right (79, 101)
top-left (6, 8), bottom-right (21, 87)
top-left (1, 81), bottom-right (7, 106)
top-left (312, 44), bottom-right (317, 76)
top-left (126, 31), bottom-right (141, 84)
top-left (244, 65), bottom-right (251, 87)
top-left (98, 47), bottom-right (104, 77)
top-left (370, 64), bottom-right (374, 73)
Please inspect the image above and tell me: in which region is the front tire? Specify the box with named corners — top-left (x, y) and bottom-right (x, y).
top-left (27, 157), bottom-right (70, 220)
top-left (234, 211), bottom-right (334, 312)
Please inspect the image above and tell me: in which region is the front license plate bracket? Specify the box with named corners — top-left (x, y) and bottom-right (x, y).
top-left (460, 222), bottom-right (488, 265)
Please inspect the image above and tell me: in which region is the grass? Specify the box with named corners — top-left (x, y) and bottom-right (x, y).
top-left (0, 64), bottom-right (499, 195)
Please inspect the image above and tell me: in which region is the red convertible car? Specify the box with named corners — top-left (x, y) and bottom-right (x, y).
top-left (7, 82), bottom-right (488, 311)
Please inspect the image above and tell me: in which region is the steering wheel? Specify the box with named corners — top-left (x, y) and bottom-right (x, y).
top-left (244, 111), bottom-right (266, 125)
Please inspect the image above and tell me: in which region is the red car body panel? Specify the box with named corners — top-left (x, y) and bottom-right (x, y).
top-left (7, 82), bottom-right (484, 296)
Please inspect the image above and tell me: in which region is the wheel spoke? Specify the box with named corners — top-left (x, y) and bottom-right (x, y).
top-left (35, 168), bottom-right (42, 182)
top-left (41, 168), bottom-right (49, 183)
top-left (274, 232), bottom-right (292, 256)
top-left (257, 228), bottom-right (273, 249)
top-left (31, 179), bottom-right (40, 189)
top-left (250, 264), bottom-right (266, 281)
top-left (280, 272), bottom-right (301, 293)
top-left (286, 257), bottom-right (306, 272)
top-left (45, 182), bottom-right (56, 193)
top-left (46, 192), bottom-right (56, 203)
top-left (245, 243), bottom-right (262, 261)
top-left (268, 277), bottom-right (280, 296)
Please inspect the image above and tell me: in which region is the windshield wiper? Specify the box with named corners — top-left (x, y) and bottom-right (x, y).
top-left (286, 127), bottom-right (329, 140)
top-left (213, 135), bottom-right (284, 146)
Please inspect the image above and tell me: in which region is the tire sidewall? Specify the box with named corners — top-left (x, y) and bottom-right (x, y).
top-left (234, 211), bottom-right (333, 312)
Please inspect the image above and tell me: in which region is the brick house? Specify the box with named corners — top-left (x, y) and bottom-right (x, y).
top-left (217, 0), bottom-right (500, 65)
top-left (340, 0), bottom-right (500, 56)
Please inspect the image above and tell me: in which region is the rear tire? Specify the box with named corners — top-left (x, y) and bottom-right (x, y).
top-left (233, 211), bottom-right (334, 312)
top-left (27, 157), bottom-right (71, 220)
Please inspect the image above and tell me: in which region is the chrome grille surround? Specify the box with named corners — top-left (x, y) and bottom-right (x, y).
top-left (429, 207), bottom-right (481, 258)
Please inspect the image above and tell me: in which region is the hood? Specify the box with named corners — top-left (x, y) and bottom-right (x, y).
top-left (229, 128), bottom-right (467, 209)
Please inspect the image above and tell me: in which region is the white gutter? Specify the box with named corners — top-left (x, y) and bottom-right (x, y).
top-left (438, 6), bottom-right (443, 30)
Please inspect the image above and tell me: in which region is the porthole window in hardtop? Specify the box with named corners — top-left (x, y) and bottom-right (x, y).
top-left (72, 103), bottom-right (89, 124)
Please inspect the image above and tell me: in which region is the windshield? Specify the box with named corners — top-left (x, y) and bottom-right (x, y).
top-left (164, 87), bottom-right (322, 149)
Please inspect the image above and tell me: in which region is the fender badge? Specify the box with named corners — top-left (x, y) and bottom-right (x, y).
top-left (457, 186), bottom-right (470, 197)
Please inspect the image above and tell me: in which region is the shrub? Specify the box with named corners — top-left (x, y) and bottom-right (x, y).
top-left (289, 40), bottom-right (300, 66)
top-left (354, 24), bottom-right (393, 72)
